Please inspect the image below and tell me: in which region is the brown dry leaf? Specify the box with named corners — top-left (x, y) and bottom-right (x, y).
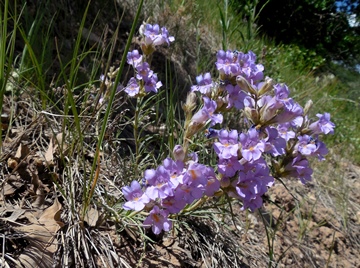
top-left (84, 207), bottom-right (99, 227)
top-left (31, 186), bottom-right (45, 208)
top-left (30, 172), bottom-right (49, 208)
top-left (38, 197), bottom-right (63, 225)
top-left (2, 180), bottom-right (23, 196)
top-left (1, 208), bottom-right (26, 222)
top-left (15, 143), bottom-right (30, 159)
top-left (13, 198), bottom-right (64, 267)
top-left (55, 133), bottom-right (64, 147)
top-left (30, 171), bottom-right (50, 192)
top-left (17, 244), bottom-right (54, 268)
top-left (44, 138), bottom-right (54, 163)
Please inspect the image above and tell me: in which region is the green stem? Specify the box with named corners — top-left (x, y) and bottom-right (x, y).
top-left (182, 196), bottom-right (208, 213)
top-left (133, 96), bottom-right (143, 177)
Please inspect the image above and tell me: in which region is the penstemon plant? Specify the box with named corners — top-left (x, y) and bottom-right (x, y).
top-left (120, 23), bottom-right (335, 235)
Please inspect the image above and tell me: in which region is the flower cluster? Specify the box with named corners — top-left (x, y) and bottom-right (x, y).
top-left (123, 23), bottom-right (174, 97)
top-left (122, 29), bottom-right (335, 234)
top-left (99, 23), bottom-right (174, 99)
top-left (122, 152), bottom-right (220, 234)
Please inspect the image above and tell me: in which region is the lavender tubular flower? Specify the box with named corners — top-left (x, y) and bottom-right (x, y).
top-left (141, 23), bottom-right (174, 47)
top-left (225, 84), bottom-right (246, 110)
top-left (144, 73), bottom-right (162, 93)
top-left (161, 26), bottom-right (175, 45)
top-left (215, 50), bottom-right (240, 77)
top-left (213, 129), bottom-right (239, 159)
top-left (191, 72), bottom-right (213, 95)
top-left (190, 96), bottom-right (223, 126)
top-left (237, 50), bottom-right (264, 82)
top-left (127, 50), bottom-right (143, 67)
top-left (240, 128), bottom-right (265, 162)
top-left (145, 166), bottom-right (175, 200)
top-left (122, 181), bottom-right (150, 211)
top-left (203, 167), bottom-right (221, 196)
top-left (124, 77), bottom-right (140, 97)
top-left (296, 135), bottom-right (318, 156)
top-left (135, 62), bottom-right (153, 81)
top-left (263, 126), bottom-right (286, 156)
top-left (143, 206), bottom-right (172, 235)
top-left (309, 113), bottom-right (335, 135)
top-left (218, 157), bottom-right (243, 177)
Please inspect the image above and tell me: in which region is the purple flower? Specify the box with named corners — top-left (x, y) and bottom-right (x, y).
top-left (124, 77), bottom-right (140, 97)
top-left (183, 162), bottom-right (207, 187)
top-left (122, 181), bottom-right (150, 211)
top-left (237, 51), bottom-right (264, 82)
top-left (145, 166), bottom-right (174, 200)
top-left (263, 127), bottom-right (286, 156)
top-left (163, 157), bottom-right (185, 187)
top-left (285, 156), bottom-right (313, 184)
top-left (231, 159), bottom-right (273, 211)
top-left (309, 113), bottom-right (335, 135)
top-left (160, 26), bottom-right (175, 45)
top-left (274, 102), bottom-right (304, 124)
top-left (213, 129), bottom-right (239, 159)
top-left (241, 195), bottom-right (263, 212)
top-left (296, 135), bottom-right (317, 156)
top-left (218, 157), bottom-right (243, 177)
top-left (191, 73), bottom-right (213, 94)
top-left (203, 167), bottom-right (220, 196)
top-left (225, 84), bottom-right (246, 110)
top-left (215, 50), bottom-right (240, 76)
top-left (144, 73), bottom-right (162, 93)
top-left (174, 183), bottom-right (203, 204)
top-left (136, 62), bottom-right (153, 81)
top-left (277, 123), bottom-right (295, 141)
top-left (274, 83), bottom-right (290, 100)
top-left (142, 24), bottom-right (161, 45)
top-left (142, 24), bottom-right (174, 46)
top-left (127, 50), bottom-right (143, 67)
top-left (310, 140), bottom-right (328, 160)
top-left (143, 206), bottom-right (172, 234)
top-left (161, 196), bottom-right (186, 214)
top-left (190, 96), bottom-right (223, 126)
top-left (240, 128), bottom-right (265, 162)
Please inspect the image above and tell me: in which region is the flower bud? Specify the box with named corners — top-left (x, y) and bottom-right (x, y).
top-left (220, 176), bottom-right (231, 188)
top-left (258, 77), bottom-right (274, 96)
top-left (182, 92), bottom-right (197, 113)
top-left (244, 107), bottom-right (260, 125)
top-left (303, 99), bottom-right (313, 115)
top-left (173, 145), bottom-right (185, 162)
top-left (236, 76), bottom-right (257, 95)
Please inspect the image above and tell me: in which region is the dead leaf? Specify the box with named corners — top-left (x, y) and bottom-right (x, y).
top-left (18, 244), bottom-right (54, 268)
top-left (2, 181), bottom-right (23, 196)
top-left (84, 207), bottom-right (99, 227)
top-left (55, 133), bottom-right (63, 147)
top-left (44, 139), bottom-right (54, 163)
top-left (32, 186), bottom-right (45, 208)
top-left (13, 197), bottom-right (64, 267)
top-left (15, 143), bottom-right (30, 160)
top-left (39, 197), bottom-right (62, 225)
top-left (3, 209), bottom-right (26, 222)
